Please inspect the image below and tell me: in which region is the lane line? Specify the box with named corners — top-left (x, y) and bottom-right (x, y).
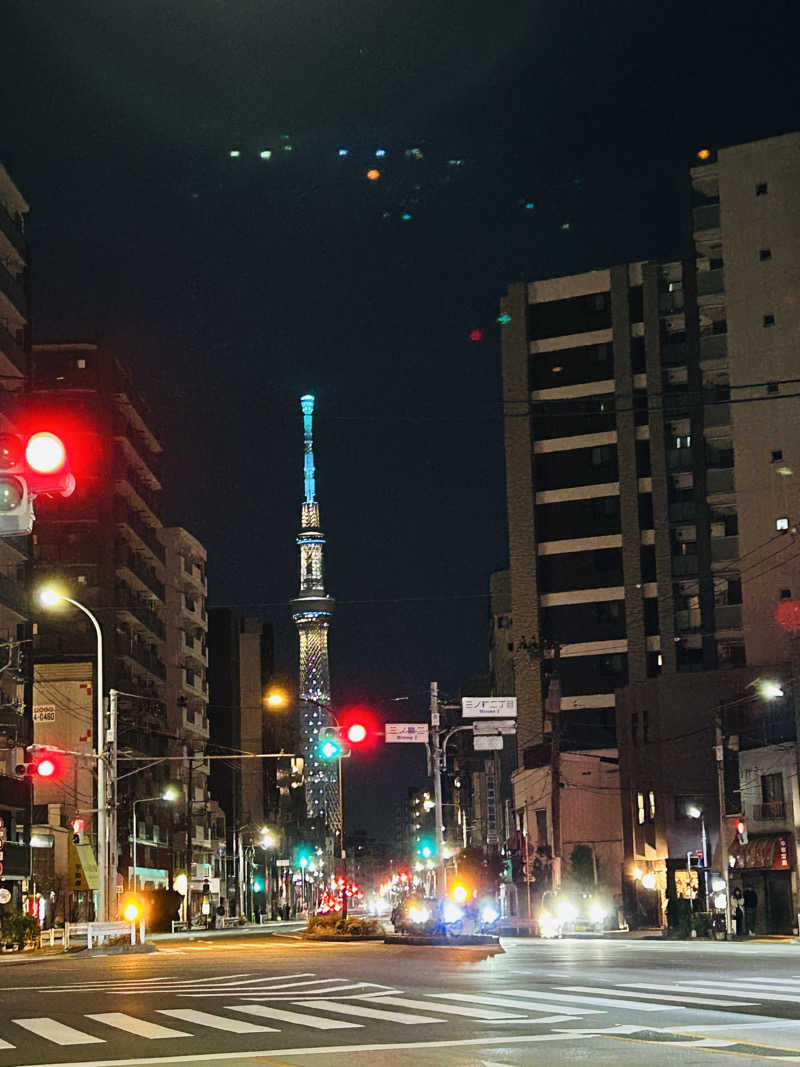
top-left (349, 995), bottom-right (526, 1020)
top-left (180, 983), bottom-right (371, 999)
top-left (556, 985), bottom-right (755, 1008)
top-left (13, 1018), bottom-right (105, 1046)
top-left (498, 988), bottom-right (677, 1012)
top-left (428, 992), bottom-right (603, 1015)
top-left (296, 999), bottom-right (446, 1025)
top-left (157, 1009), bottom-right (278, 1033)
top-left (85, 1015), bottom-right (190, 1040)
top-left (228, 1004), bottom-right (360, 1030)
top-left (0, 1030), bottom-right (592, 1067)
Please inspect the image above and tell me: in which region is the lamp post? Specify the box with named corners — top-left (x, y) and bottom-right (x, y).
top-left (133, 790), bottom-right (177, 891)
top-left (37, 587), bottom-right (106, 919)
top-left (687, 805), bottom-right (710, 909)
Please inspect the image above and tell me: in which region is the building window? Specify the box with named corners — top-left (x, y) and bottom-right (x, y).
top-left (648, 790), bottom-right (656, 820)
top-left (760, 249), bottom-right (772, 261)
top-left (772, 450), bottom-right (783, 462)
top-left (642, 709), bottom-right (649, 744)
top-left (781, 588), bottom-right (792, 599)
top-left (637, 792), bottom-right (645, 825)
top-left (767, 382), bottom-right (779, 394)
top-left (761, 772), bottom-right (784, 805)
top-left (763, 314), bottom-right (775, 327)
top-left (777, 517), bottom-right (790, 531)
top-left (756, 182), bottom-right (768, 196)
top-left (535, 808), bottom-right (547, 843)
top-left (596, 601), bottom-right (621, 623)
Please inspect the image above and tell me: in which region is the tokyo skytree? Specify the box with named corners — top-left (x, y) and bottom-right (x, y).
top-left (290, 394), bottom-right (339, 834)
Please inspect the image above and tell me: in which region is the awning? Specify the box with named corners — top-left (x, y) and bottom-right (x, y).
top-left (730, 834), bottom-right (792, 870)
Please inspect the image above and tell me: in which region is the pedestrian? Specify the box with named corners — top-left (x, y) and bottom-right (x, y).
top-left (743, 886), bottom-right (757, 934)
top-left (732, 887), bottom-right (745, 936)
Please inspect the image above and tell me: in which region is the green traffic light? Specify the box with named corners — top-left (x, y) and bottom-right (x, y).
top-left (418, 840), bottom-right (435, 859)
top-left (319, 739), bottom-right (341, 760)
top-left (253, 877), bottom-right (264, 892)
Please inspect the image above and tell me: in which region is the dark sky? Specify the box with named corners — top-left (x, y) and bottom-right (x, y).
top-left (3, 1), bottom-right (800, 838)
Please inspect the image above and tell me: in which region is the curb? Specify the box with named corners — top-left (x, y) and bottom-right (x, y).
top-left (383, 934), bottom-right (502, 948)
top-left (302, 934), bottom-right (385, 942)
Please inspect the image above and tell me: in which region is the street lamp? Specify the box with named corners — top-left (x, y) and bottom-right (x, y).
top-left (37, 586), bottom-right (107, 919)
top-left (687, 805), bottom-right (710, 907)
top-left (264, 688), bottom-right (288, 709)
top-left (132, 788), bottom-right (178, 892)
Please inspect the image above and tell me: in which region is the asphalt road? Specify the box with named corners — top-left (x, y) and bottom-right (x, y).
top-left (3, 932), bottom-right (800, 1065)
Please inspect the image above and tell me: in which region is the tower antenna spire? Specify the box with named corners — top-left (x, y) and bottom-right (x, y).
top-left (290, 394), bottom-right (338, 840)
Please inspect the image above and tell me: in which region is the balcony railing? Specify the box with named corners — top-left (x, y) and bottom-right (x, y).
top-left (0, 199), bottom-right (25, 256)
top-left (0, 261), bottom-right (25, 317)
top-left (697, 268), bottom-right (725, 297)
top-left (118, 545), bottom-right (165, 601)
top-left (753, 801), bottom-right (786, 821)
top-left (700, 333), bottom-right (728, 362)
top-left (693, 203), bottom-right (721, 232)
top-left (115, 584), bottom-right (166, 640)
top-left (0, 570), bottom-right (28, 618)
top-left (115, 633), bottom-right (167, 680)
top-left (0, 319), bottom-right (24, 370)
top-left (114, 456), bottom-right (161, 517)
top-left (706, 468), bottom-right (735, 494)
top-left (715, 603), bottom-right (743, 630)
top-left (114, 502), bottom-right (165, 564)
top-left (711, 535), bottom-right (739, 562)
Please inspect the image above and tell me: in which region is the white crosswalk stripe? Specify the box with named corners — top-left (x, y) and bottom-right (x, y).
top-left (12, 1018), bottom-right (104, 1046)
top-left (228, 1004), bottom-right (362, 1029)
top-left (85, 1014), bottom-right (191, 1039)
top-left (0, 1037), bottom-right (13, 1051)
top-left (556, 986), bottom-right (755, 1008)
top-left (295, 999), bottom-right (447, 1025)
top-left (157, 1008), bottom-right (279, 1033)
top-left (428, 992), bottom-right (605, 1016)
top-left (354, 995), bottom-right (527, 1020)
top-left (499, 988), bottom-right (677, 1012)
top-left (622, 982), bottom-right (800, 1004)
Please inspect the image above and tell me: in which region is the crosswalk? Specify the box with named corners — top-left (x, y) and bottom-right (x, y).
top-left (3, 972), bottom-right (800, 1056)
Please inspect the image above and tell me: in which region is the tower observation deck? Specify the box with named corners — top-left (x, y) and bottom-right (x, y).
top-left (290, 394), bottom-right (338, 834)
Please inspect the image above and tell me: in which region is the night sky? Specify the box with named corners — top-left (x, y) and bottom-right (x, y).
top-left (3, 1), bottom-right (799, 838)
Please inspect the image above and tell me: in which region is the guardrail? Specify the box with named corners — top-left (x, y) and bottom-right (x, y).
top-left (64, 920), bottom-right (145, 948)
top-left (171, 916), bottom-right (241, 932)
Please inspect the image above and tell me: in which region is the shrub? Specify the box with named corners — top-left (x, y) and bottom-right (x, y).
top-left (0, 912), bottom-right (40, 949)
top-left (305, 915), bottom-right (381, 937)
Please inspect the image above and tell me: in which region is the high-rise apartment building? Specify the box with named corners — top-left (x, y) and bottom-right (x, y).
top-left (0, 165), bottom-right (32, 907)
top-left (501, 131), bottom-right (800, 927)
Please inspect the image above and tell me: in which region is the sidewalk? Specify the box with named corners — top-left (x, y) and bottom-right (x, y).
top-left (149, 919), bottom-right (307, 941)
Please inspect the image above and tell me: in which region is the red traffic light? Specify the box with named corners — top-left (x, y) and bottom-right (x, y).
top-left (346, 723), bottom-right (367, 745)
top-left (26, 432), bottom-right (67, 474)
top-left (736, 820), bottom-right (745, 834)
top-left (37, 757), bottom-right (57, 778)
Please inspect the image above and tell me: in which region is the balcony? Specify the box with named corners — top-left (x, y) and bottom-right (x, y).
top-left (697, 268), bottom-right (725, 298)
top-left (672, 556), bottom-right (698, 576)
top-left (753, 801), bottom-right (786, 822)
top-left (700, 333), bottom-right (728, 363)
top-left (711, 535), bottom-right (739, 562)
top-left (706, 468), bottom-right (735, 495)
top-left (113, 415), bottom-right (162, 483)
top-left (117, 545), bottom-right (165, 601)
top-left (115, 584), bottom-right (166, 640)
top-left (693, 203), bottom-right (720, 233)
top-left (114, 458), bottom-right (161, 517)
top-left (0, 319), bottom-right (24, 370)
top-left (715, 603), bottom-right (743, 630)
top-left (0, 261), bottom-right (25, 317)
top-left (0, 199), bottom-right (25, 256)
top-left (115, 633), bottom-right (167, 680)
top-left (0, 570), bottom-right (28, 618)
top-left (114, 501), bottom-right (165, 564)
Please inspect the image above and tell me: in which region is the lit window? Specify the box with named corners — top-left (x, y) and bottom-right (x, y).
top-left (649, 791), bottom-right (656, 820)
top-left (777, 517), bottom-right (790, 531)
top-left (637, 792), bottom-right (645, 825)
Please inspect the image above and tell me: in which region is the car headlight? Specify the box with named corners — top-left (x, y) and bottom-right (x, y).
top-left (556, 898), bottom-right (577, 922)
top-left (589, 903), bottom-right (608, 924)
top-left (480, 905), bottom-right (500, 924)
top-left (443, 901), bottom-right (464, 924)
top-left (538, 912), bottom-right (559, 938)
top-left (408, 905), bottom-right (430, 924)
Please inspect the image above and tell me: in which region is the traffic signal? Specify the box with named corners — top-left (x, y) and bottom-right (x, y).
top-left (252, 875), bottom-right (265, 892)
top-left (318, 726), bottom-right (349, 761)
top-left (345, 722), bottom-right (367, 745)
top-left (736, 819), bottom-right (749, 845)
top-left (15, 748), bottom-right (63, 780)
top-left (0, 430), bottom-right (75, 536)
top-left (71, 817), bottom-right (86, 844)
top-left (417, 838), bottom-right (436, 859)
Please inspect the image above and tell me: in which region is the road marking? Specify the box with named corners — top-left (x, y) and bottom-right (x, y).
top-left (428, 992), bottom-right (604, 1015)
top-left (0, 1037), bottom-right (13, 1050)
top-left (13, 1018), bottom-right (105, 1046)
top-left (85, 1015), bottom-right (190, 1040)
top-left (228, 1004), bottom-right (361, 1029)
top-left (499, 988), bottom-right (676, 1012)
top-left (11, 1029), bottom-right (591, 1067)
top-left (556, 985), bottom-right (755, 1008)
top-left (181, 983), bottom-right (372, 999)
top-left (624, 982), bottom-right (800, 1003)
top-left (296, 999), bottom-right (446, 1025)
top-left (351, 995), bottom-right (525, 1020)
top-left (157, 1009), bottom-right (278, 1033)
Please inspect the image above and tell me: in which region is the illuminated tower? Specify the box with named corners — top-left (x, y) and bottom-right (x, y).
top-left (290, 394), bottom-right (339, 834)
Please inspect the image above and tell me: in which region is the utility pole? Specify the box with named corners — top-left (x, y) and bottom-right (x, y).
top-left (548, 650), bottom-right (562, 888)
top-left (430, 682), bottom-right (446, 893)
top-left (715, 708), bottom-right (732, 938)
top-left (106, 690), bottom-right (118, 915)
top-left (338, 755), bottom-right (347, 920)
top-left (185, 744), bottom-right (194, 924)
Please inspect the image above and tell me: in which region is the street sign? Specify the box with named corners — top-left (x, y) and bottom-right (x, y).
top-left (385, 723), bottom-right (428, 743)
top-left (462, 697), bottom-right (517, 719)
top-left (473, 720), bottom-right (517, 735)
top-left (474, 735), bottom-right (504, 751)
top-left (276, 859), bottom-right (290, 868)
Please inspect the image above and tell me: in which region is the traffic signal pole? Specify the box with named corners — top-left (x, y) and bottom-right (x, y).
top-left (715, 709), bottom-right (732, 938)
top-left (430, 683), bottom-right (445, 893)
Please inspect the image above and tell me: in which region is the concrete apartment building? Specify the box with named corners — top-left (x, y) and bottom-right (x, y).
top-left (0, 165), bottom-right (32, 908)
top-left (160, 526), bottom-right (225, 919)
top-left (501, 131), bottom-right (800, 927)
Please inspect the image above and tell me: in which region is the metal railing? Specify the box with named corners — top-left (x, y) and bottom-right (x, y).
top-left (753, 801), bottom-right (786, 821)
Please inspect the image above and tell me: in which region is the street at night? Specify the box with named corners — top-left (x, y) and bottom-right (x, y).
top-left (4, 934), bottom-right (800, 1065)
